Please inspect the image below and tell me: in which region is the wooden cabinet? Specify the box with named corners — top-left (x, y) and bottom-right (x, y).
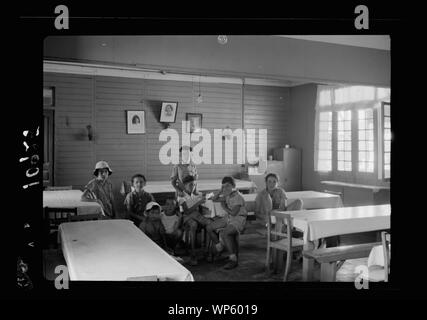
top-left (273, 148), bottom-right (302, 191)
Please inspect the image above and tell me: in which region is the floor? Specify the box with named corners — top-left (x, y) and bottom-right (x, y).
top-left (43, 221), bottom-right (377, 282)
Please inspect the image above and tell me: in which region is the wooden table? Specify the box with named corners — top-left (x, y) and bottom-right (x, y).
top-left (144, 179), bottom-right (257, 195)
top-left (272, 204), bottom-right (391, 281)
top-left (43, 190), bottom-right (104, 217)
top-left (243, 190), bottom-right (343, 212)
top-left (59, 219), bottom-right (194, 281)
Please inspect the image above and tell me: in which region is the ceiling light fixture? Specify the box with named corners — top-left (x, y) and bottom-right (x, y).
top-left (217, 35), bottom-right (228, 45)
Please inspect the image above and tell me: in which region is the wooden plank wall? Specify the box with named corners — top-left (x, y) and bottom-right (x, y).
top-left (44, 72), bottom-right (291, 213)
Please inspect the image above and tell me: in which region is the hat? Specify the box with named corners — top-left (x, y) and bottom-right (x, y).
top-left (145, 201), bottom-right (161, 211)
top-left (93, 161), bottom-right (113, 176)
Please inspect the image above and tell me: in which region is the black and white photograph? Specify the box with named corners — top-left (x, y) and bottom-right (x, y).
top-left (186, 113), bottom-right (202, 133)
top-left (126, 110), bottom-right (145, 134)
top-left (13, 3), bottom-right (421, 304)
top-left (159, 102), bottom-right (178, 123)
top-left (40, 34), bottom-right (391, 284)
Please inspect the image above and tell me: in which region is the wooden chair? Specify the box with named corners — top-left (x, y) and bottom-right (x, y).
top-left (45, 186), bottom-right (73, 191)
top-left (382, 231), bottom-right (391, 282)
top-left (267, 211), bottom-right (305, 281)
top-left (43, 207), bottom-right (78, 248)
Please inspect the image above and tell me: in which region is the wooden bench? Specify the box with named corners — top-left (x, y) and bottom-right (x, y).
top-left (303, 242), bottom-right (381, 281)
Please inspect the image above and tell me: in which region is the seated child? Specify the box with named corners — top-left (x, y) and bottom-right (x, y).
top-left (124, 174), bottom-right (155, 226)
top-left (178, 175), bottom-right (211, 266)
top-left (81, 160), bottom-right (116, 218)
top-left (171, 146), bottom-right (199, 197)
top-left (254, 173), bottom-right (287, 224)
top-left (161, 198), bottom-right (183, 254)
top-left (139, 201), bottom-right (171, 252)
top-left (255, 172), bottom-right (303, 237)
top-left (206, 176), bottom-right (247, 270)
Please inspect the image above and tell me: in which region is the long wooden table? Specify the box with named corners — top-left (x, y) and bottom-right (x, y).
top-left (43, 190), bottom-right (104, 217)
top-left (59, 219), bottom-right (194, 281)
top-left (272, 204), bottom-right (391, 281)
top-left (243, 190), bottom-right (343, 212)
top-left (144, 179), bottom-right (257, 195)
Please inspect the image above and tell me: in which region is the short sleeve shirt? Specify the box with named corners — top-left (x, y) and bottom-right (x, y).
top-left (225, 190), bottom-right (247, 217)
top-left (255, 188), bottom-right (287, 221)
top-left (124, 190), bottom-right (155, 217)
top-left (160, 213), bottom-right (180, 234)
top-left (84, 178), bottom-right (115, 218)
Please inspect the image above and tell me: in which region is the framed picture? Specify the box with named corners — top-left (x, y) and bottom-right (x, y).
top-left (160, 102), bottom-right (178, 123)
top-left (43, 87), bottom-right (55, 107)
top-left (126, 110), bottom-right (145, 134)
top-left (186, 113), bottom-right (202, 133)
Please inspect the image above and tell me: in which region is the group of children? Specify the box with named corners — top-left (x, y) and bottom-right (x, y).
top-left (81, 145), bottom-right (294, 271)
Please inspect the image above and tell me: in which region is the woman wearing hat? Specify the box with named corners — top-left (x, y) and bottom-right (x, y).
top-left (81, 160), bottom-right (116, 218)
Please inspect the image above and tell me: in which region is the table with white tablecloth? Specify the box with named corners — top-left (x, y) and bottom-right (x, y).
top-left (243, 190), bottom-right (343, 212)
top-left (144, 179), bottom-right (257, 195)
top-left (43, 190), bottom-right (104, 217)
top-left (272, 204), bottom-right (391, 281)
top-left (59, 219), bottom-right (194, 281)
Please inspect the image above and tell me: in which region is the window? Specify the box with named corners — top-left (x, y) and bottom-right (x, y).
top-left (337, 110), bottom-right (352, 171)
top-left (317, 111), bottom-right (332, 171)
top-left (315, 85), bottom-right (390, 181)
top-left (382, 102), bottom-right (391, 180)
top-left (358, 109), bottom-right (374, 172)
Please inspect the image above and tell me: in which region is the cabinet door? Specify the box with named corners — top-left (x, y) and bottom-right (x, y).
top-left (282, 149), bottom-right (301, 191)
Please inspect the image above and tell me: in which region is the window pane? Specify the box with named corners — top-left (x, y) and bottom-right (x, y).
top-left (319, 90), bottom-right (332, 106)
top-left (344, 121), bottom-right (351, 130)
top-left (384, 153), bottom-right (390, 164)
top-left (378, 88), bottom-right (390, 100)
top-left (359, 120), bottom-right (365, 130)
top-left (338, 161), bottom-right (344, 171)
top-left (359, 131), bottom-right (365, 140)
top-left (338, 152), bottom-right (344, 161)
top-left (320, 112), bottom-right (332, 121)
top-left (345, 141), bottom-right (351, 150)
top-left (384, 117), bottom-right (391, 129)
top-left (345, 162), bottom-right (352, 171)
top-left (384, 104), bottom-right (391, 116)
top-left (384, 141), bottom-right (391, 152)
top-left (319, 121), bottom-right (329, 131)
top-left (345, 152), bottom-right (351, 161)
top-left (366, 162), bottom-right (374, 172)
top-left (359, 162), bottom-right (366, 171)
top-left (359, 152), bottom-right (365, 161)
top-left (338, 141), bottom-right (344, 150)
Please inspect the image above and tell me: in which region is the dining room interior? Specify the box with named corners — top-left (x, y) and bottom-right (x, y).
top-left (42, 35), bottom-right (391, 283)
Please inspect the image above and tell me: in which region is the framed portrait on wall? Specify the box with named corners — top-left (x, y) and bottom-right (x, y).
top-left (126, 110), bottom-right (145, 134)
top-left (160, 102), bottom-right (178, 123)
top-left (186, 113), bottom-right (202, 133)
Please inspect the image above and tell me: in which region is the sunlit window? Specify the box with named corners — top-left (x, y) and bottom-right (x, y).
top-left (317, 112), bottom-right (332, 171)
top-left (383, 103), bottom-right (391, 179)
top-left (337, 110), bottom-right (352, 171)
top-left (358, 109), bottom-right (375, 172)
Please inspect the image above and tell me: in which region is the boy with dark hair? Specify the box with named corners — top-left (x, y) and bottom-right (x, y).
top-left (178, 175), bottom-right (211, 266)
top-left (124, 174), bottom-right (155, 225)
top-left (207, 176), bottom-right (247, 269)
